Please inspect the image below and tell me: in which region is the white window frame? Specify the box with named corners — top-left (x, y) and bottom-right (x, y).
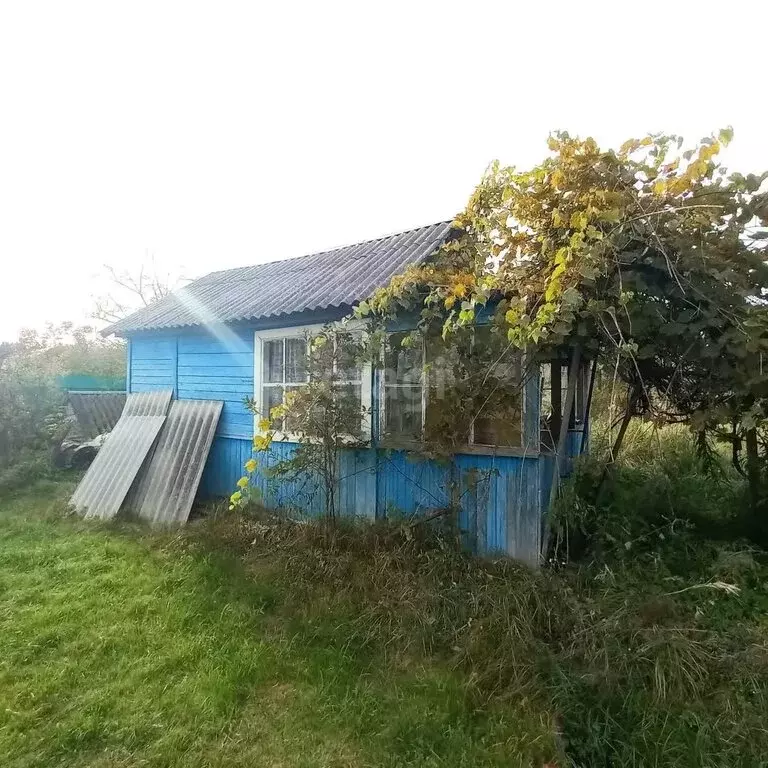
top-left (379, 330), bottom-right (528, 456)
top-left (253, 322), bottom-right (373, 443)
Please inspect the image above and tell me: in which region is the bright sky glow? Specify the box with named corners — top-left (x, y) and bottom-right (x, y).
top-left (1, 0), bottom-right (766, 341)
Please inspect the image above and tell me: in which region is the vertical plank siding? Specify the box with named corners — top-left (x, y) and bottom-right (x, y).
top-left (200, 436), bottom-right (542, 565)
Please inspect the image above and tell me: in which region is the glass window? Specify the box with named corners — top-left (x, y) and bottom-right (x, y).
top-left (326, 332), bottom-right (364, 436)
top-left (468, 326), bottom-right (523, 448)
top-left (383, 332), bottom-right (424, 440)
top-left (261, 337), bottom-right (309, 431)
top-left (259, 330), bottom-right (366, 437)
top-left (382, 328), bottom-right (524, 449)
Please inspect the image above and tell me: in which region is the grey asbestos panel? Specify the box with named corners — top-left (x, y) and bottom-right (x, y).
top-left (70, 390), bottom-right (173, 520)
top-left (68, 392), bottom-right (127, 438)
top-left (129, 399), bottom-right (223, 525)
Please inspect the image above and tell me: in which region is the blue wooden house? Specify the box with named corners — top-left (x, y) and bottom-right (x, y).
top-left (106, 222), bottom-right (588, 565)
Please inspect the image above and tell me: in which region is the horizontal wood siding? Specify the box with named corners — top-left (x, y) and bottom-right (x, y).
top-left (129, 335), bottom-right (177, 392)
top-left (176, 328), bottom-right (254, 440)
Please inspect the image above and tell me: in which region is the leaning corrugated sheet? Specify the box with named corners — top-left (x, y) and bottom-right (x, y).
top-left (104, 222), bottom-right (454, 334)
top-left (71, 390), bottom-right (173, 520)
top-left (68, 392), bottom-right (127, 438)
top-left (128, 399), bottom-right (223, 525)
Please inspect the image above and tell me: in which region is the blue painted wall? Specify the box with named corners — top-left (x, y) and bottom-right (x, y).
top-left (125, 314), bottom-right (582, 566)
top-left (129, 326), bottom-right (254, 440)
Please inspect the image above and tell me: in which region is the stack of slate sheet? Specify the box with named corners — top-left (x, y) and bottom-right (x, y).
top-left (70, 390), bottom-right (223, 525)
top-left (67, 391), bottom-right (127, 438)
top-left (127, 399), bottom-right (223, 524)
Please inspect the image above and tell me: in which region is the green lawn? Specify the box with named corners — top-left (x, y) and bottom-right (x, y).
top-left (0, 480), bottom-right (555, 768)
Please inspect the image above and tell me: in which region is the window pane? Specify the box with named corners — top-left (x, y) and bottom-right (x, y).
top-left (262, 385), bottom-right (285, 430)
top-left (285, 338), bottom-right (308, 383)
top-left (473, 408), bottom-right (522, 447)
top-left (469, 326), bottom-right (523, 448)
top-left (386, 333), bottom-right (423, 385)
top-left (284, 384), bottom-right (305, 432)
top-left (384, 385), bottom-right (422, 439)
top-left (310, 333), bottom-right (334, 382)
top-left (263, 339), bottom-right (284, 383)
top-left (337, 334), bottom-right (362, 382)
top-left (424, 335), bottom-right (470, 442)
top-left (333, 383), bottom-right (363, 436)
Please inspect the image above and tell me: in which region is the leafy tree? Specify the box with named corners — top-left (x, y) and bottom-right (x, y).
top-left (0, 323), bottom-right (125, 468)
top-left (360, 130), bottom-right (768, 538)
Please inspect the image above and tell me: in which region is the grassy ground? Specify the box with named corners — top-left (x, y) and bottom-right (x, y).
top-left (1, 469), bottom-right (767, 767)
top-left (0, 479), bottom-right (555, 768)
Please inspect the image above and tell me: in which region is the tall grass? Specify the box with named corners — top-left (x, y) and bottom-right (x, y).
top-left (551, 420), bottom-right (747, 567)
top-left (197, 494), bottom-right (768, 767)
top-left (2, 428), bottom-right (766, 767)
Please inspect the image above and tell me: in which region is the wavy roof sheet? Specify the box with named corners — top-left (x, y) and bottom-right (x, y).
top-left (128, 399), bottom-right (223, 525)
top-left (70, 390), bottom-right (173, 520)
top-left (68, 392), bottom-right (127, 439)
top-left (105, 222), bottom-right (453, 335)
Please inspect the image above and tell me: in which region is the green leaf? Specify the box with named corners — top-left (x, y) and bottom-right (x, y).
top-left (599, 209), bottom-right (621, 223)
top-left (561, 287), bottom-right (582, 307)
top-left (718, 126), bottom-right (734, 146)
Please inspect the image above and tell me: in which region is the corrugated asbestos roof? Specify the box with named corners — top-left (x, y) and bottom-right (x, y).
top-left (71, 390), bottom-right (173, 520)
top-left (128, 399), bottom-right (223, 525)
top-left (105, 222), bottom-right (454, 335)
top-left (68, 392), bottom-right (127, 439)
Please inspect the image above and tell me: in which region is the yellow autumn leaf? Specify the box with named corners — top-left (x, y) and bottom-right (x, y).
top-left (619, 139), bottom-right (639, 155)
top-left (699, 142), bottom-right (720, 162)
top-left (718, 126), bottom-right (734, 146)
top-left (270, 403), bottom-right (287, 419)
top-left (545, 279), bottom-right (561, 303)
top-left (570, 211), bottom-right (589, 231)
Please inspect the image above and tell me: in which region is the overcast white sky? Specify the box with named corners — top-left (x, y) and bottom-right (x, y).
top-left (1, 0), bottom-right (765, 341)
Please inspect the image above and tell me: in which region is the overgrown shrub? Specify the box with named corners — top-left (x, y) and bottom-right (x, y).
top-left (0, 322), bottom-right (125, 479)
top-left (0, 448), bottom-right (63, 494)
top-left (0, 368), bottom-right (66, 467)
top-left (551, 421), bottom-right (746, 566)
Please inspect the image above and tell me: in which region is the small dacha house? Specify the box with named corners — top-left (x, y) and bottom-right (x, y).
top-left (105, 223), bottom-right (589, 565)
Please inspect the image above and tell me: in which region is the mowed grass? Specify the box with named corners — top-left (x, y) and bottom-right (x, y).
top-left (0, 480), bottom-right (556, 768)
